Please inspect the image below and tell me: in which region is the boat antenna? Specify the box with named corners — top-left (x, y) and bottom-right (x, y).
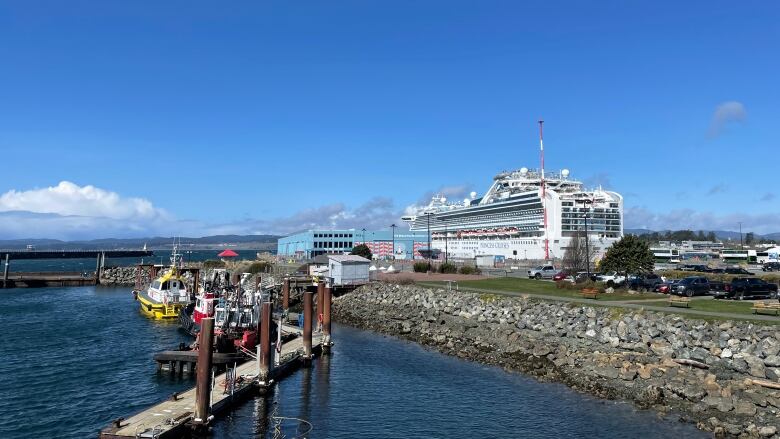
top-left (539, 119), bottom-right (549, 261)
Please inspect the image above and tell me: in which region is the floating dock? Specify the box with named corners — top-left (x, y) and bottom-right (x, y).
top-left (100, 333), bottom-right (324, 438)
top-left (2, 271), bottom-right (98, 288)
top-left (100, 284), bottom-right (333, 439)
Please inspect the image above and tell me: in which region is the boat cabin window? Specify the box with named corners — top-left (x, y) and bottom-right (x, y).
top-left (161, 281), bottom-right (169, 290)
top-left (151, 281), bottom-right (161, 290)
top-left (170, 281), bottom-right (178, 289)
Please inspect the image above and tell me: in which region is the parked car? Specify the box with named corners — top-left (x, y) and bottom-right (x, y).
top-left (552, 270), bottom-right (570, 282)
top-left (655, 279), bottom-right (677, 294)
top-left (671, 276), bottom-right (716, 297)
top-left (717, 277), bottom-right (779, 300)
top-left (724, 267), bottom-right (753, 275)
top-left (626, 273), bottom-right (663, 292)
top-left (528, 265), bottom-right (558, 280)
top-left (679, 264), bottom-right (709, 272)
top-left (762, 262), bottom-right (780, 272)
top-left (595, 271), bottom-right (626, 287)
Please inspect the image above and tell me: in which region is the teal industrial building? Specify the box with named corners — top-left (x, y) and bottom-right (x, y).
top-left (277, 229), bottom-right (430, 260)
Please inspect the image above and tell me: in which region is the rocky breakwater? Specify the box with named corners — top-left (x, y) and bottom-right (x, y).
top-left (333, 283), bottom-right (780, 438)
top-left (99, 266), bottom-right (138, 286)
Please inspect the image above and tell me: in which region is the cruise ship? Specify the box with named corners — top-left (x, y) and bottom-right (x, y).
top-left (401, 167), bottom-right (624, 261)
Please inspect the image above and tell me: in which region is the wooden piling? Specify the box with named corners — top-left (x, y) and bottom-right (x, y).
top-left (303, 291), bottom-right (313, 361)
top-left (2, 254), bottom-right (9, 289)
top-left (258, 301), bottom-right (272, 383)
top-left (317, 281), bottom-right (325, 331)
top-left (323, 284), bottom-right (332, 352)
top-left (95, 255), bottom-right (102, 285)
top-left (282, 278), bottom-right (290, 311)
top-left (194, 318), bottom-right (215, 426)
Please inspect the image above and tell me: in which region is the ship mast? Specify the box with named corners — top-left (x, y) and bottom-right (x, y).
top-left (539, 119), bottom-right (549, 261)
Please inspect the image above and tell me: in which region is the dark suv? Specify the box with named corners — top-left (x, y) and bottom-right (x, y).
top-left (671, 276), bottom-right (712, 297)
top-left (626, 273), bottom-right (663, 292)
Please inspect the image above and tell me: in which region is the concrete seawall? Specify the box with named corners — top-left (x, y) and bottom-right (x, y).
top-left (333, 283), bottom-right (780, 438)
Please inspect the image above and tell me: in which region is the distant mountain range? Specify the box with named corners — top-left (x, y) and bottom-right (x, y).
top-left (625, 229), bottom-right (780, 241)
top-left (0, 235), bottom-right (281, 250)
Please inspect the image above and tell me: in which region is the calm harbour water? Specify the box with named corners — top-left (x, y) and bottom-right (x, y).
top-left (4, 249), bottom-right (266, 273)
top-left (0, 286), bottom-right (706, 439)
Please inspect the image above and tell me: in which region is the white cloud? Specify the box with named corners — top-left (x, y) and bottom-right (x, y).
top-left (625, 206), bottom-right (780, 235)
top-left (0, 181), bottom-right (168, 220)
top-left (707, 101), bottom-right (747, 138)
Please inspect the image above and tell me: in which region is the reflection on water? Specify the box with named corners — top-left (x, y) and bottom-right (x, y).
top-left (1, 287), bottom-right (707, 439)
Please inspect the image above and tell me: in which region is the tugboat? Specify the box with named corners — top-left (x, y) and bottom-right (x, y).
top-left (179, 269), bottom-right (229, 335)
top-left (136, 244), bottom-right (191, 319)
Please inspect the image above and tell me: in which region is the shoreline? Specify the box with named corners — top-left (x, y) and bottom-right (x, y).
top-left (332, 282), bottom-right (780, 438)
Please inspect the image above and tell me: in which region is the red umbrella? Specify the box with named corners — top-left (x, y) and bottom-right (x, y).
top-left (218, 249), bottom-right (238, 258)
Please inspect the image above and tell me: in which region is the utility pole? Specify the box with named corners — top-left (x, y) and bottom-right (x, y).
top-left (390, 224), bottom-right (396, 261)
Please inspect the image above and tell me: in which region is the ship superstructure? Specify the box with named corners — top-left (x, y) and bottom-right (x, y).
top-left (401, 167), bottom-right (623, 261)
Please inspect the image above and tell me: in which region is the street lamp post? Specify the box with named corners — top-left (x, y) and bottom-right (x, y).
top-left (390, 224), bottom-right (396, 261)
top-left (444, 224), bottom-right (448, 264)
top-left (425, 213), bottom-right (432, 265)
top-left (575, 199), bottom-right (593, 277)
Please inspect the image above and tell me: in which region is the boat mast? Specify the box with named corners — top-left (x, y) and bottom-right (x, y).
top-left (539, 119), bottom-right (549, 261)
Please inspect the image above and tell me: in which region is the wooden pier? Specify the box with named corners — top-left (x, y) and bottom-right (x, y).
top-left (100, 333), bottom-right (323, 438)
top-left (1, 249), bottom-right (151, 288)
top-left (2, 271), bottom-right (97, 288)
top-left (100, 286), bottom-right (334, 439)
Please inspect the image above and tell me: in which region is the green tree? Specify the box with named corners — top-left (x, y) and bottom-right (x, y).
top-left (599, 235), bottom-right (655, 279)
top-left (350, 244), bottom-right (372, 260)
top-left (706, 231), bottom-right (717, 242)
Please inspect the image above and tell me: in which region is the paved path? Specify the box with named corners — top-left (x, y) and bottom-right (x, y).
top-left (417, 282), bottom-right (780, 323)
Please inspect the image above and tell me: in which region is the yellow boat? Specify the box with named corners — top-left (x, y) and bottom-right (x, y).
top-left (136, 268), bottom-right (190, 319)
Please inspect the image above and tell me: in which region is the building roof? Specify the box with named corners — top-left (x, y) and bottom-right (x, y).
top-left (311, 255), bottom-right (330, 265)
top-left (327, 254), bottom-right (370, 264)
top-left (218, 249), bottom-right (238, 257)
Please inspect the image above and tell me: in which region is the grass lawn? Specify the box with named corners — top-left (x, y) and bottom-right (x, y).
top-left (422, 277), bottom-right (666, 302)
top-left (689, 298), bottom-right (770, 315)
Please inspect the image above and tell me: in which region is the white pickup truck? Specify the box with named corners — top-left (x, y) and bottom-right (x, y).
top-left (595, 271), bottom-right (626, 287)
top-left (528, 265), bottom-right (559, 279)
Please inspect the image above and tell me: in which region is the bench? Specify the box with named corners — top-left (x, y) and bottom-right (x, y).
top-left (751, 301), bottom-right (780, 316)
top-left (668, 296), bottom-right (691, 308)
top-left (580, 288), bottom-right (599, 299)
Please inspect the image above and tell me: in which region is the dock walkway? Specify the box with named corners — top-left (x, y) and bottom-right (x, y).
top-left (101, 330), bottom-right (322, 439)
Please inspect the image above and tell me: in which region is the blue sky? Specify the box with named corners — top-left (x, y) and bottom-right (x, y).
top-left (1, 1), bottom-right (778, 239)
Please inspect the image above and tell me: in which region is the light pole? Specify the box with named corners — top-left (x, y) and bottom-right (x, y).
top-left (444, 224), bottom-right (448, 264)
top-left (425, 213), bottom-right (433, 265)
top-left (575, 199), bottom-right (593, 277)
top-left (390, 224), bottom-right (396, 261)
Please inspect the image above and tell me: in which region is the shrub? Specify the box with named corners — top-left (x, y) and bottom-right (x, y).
top-left (245, 261), bottom-right (270, 274)
top-left (438, 262), bottom-right (457, 274)
top-left (350, 244), bottom-right (372, 260)
top-left (203, 259), bottom-right (226, 268)
top-left (459, 265), bottom-right (481, 275)
top-left (413, 262), bottom-right (431, 273)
